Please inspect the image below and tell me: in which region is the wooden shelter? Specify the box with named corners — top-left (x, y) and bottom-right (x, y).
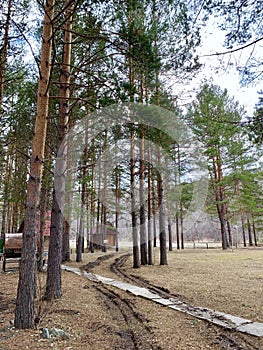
top-left (89, 224), bottom-right (118, 248)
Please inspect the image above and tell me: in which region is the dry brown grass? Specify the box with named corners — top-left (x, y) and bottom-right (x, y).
top-left (124, 248), bottom-right (263, 322)
top-left (0, 247), bottom-right (262, 349)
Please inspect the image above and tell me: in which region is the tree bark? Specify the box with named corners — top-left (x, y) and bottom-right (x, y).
top-left (0, 0), bottom-right (12, 111)
top-left (247, 216), bottom-right (253, 246)
top-left (62, 109), bottom-right (74, 261)
top-left (212, 156), bottom-right (228, 250)
top-left (62, 218), bottom-right (70, 261)
top-left (38, 188), bottom-right (47, 272)
top-left (38, 121), bottom-right (52, 270)
top-left (168, 217), bottom-right (173, 251)
top-left (147, 147), bottom-right (153, 265)
top-left (15, 0), bottom-right (55, 328)
top-left (115, 166), bottom-right (120, 252)
top-left (76, 200), bottom-right (85, 261)
top-left (227, 220), bottom-right (233, 247)
top-left (130, 125), bottom-right (140, 268)
top-left (101, 131), bottom-right (108, 253)
top-left (157, 147), bottom-right (167, 265)
top-left (139, 133), bottom-right (147, 264)
top-left (45, 192), bottom-right (63, 300)
top-left (76, 131), bottom-right (88, 262)
top-left (151, 176), bottom-right (157, 248)
top-left (89, 140), bottom-right (95, 253)
top-left (180, 201), bottom-right (184, 249)
top-left (1, 143), bottom-right (14, 238)
top-left (252, 217), bottom-right (258, 246)
top-left (175, 211), bottom-right (180, 250)
top-left (45, 0), bottom-right (73, 299)
top-left (241, 215), bottom-right (247, 247)
top-left (178, 145), bottom-right (184, 250)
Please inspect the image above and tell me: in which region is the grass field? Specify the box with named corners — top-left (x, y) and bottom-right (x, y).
top-left (124, 247), bottom-right (263, 323)
top-left (1, 247), bottom-right (262, 349)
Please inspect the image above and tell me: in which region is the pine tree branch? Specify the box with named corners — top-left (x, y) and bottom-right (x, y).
top-left (201, 37), bottom-right (263, 57)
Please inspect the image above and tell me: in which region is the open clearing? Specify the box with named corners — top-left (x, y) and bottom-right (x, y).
top-left (0, 248), bottom-right (262, 349)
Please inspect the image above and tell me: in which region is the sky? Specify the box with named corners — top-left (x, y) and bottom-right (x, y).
top-left (192, 17), bottom-right (261, 116)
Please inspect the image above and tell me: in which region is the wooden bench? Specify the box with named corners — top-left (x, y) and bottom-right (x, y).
top-left (2, 233), bottom-right (22, 272)
top-left (1, 233), bottom-right (48, 272)
top-left (2, 256), bottom-right (21, 272)
top-left (2, 251), bottom-right (48, 272)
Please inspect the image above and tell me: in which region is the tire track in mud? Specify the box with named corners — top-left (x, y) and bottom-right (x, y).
top-left (110, 254), bottom-right (181, 299)
top-left (81, 254), bottom-right (162, 350)
top-left (92, 284), bottom-right (161, 350)
top-left (109, 253), bottom-right (261, 350)
top-left (81, 252), bottom-right (261, 350)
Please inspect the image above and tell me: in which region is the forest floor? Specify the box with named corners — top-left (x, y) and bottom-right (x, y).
top-left (0, 247), bottom-right (262, 350)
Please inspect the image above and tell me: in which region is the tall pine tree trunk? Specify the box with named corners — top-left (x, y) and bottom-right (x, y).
top-left (0, 0), bottom-right (12, 111)
top-left (139, 132), bottom-right (147, 264)
top-left (62, 219), bottom-right (70, 260)
top-left (147, 146), bottom-right (153, 265)
top-left (45, 0), bottom-right (72, 300)
top-left (1, 142), bottom-right (14, 238)
top-left (127, 1), bottom-right (140, 268)
top-left (168, 217), bottom-right (173, 252)
top-left (165, 159), bottom-right (173, 252)
top-left (130, 125), bottom-right (140, 268)
top-left (247, 216), bottom-right (253, 246)
top-left (38, 120), bottom-right (52, 271)
top-left (76, 127), bottom-right (89, 262)
top-left (15, 0), bottom-right (55, 328)
top-left (175, 211), bottom-right (180, 249)
top-left (180, 201), bottom-right (184, 249)
top-left (241, 215), bottom-right (247, 247)
top-left (89, 140), bottom-right (95, 253)
top-left (157, 147), bottom-right (167, 265)
top-left (101, 131), bottom-right (108, 253)
top-left (212, 156), bottom-right (228, 250)
top-left (115, 166), bottom-right (120, 252)
top-left (227, 220), bottom-right (233, 247)
top-left (62, 117), bottom-right (73, 262)
top-left (252, 217), bottom-right (258, 246)
top-left (175, 148), bottom-right (180, 250)
top-left (38, 188), bottom-right (47, 272)
top-left (177, 145), bottom-right (184, 250)
top-left (152, 177), bottom-right (157, 248)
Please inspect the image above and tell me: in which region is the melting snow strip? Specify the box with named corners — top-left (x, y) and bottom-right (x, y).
top-left (62, 265), bottom-right (263, 337)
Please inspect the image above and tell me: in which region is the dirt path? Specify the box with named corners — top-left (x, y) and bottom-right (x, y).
top-left (92, 284), bottom-right (160, 349)
top-left (1, 249), bottom-right (262, 349)
top-left (79, 251), bottom-right (263, 350)
top-left (79, 254), bottom-right (161, 349)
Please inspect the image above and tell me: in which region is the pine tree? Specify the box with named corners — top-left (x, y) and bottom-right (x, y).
top-left (15, 0), bottom-right (55, 329)
top-left (187, 83), bottom-right (245, 250)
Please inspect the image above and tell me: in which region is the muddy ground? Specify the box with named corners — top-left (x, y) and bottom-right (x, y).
top-left (0, 248), bottom-right (262, 349)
